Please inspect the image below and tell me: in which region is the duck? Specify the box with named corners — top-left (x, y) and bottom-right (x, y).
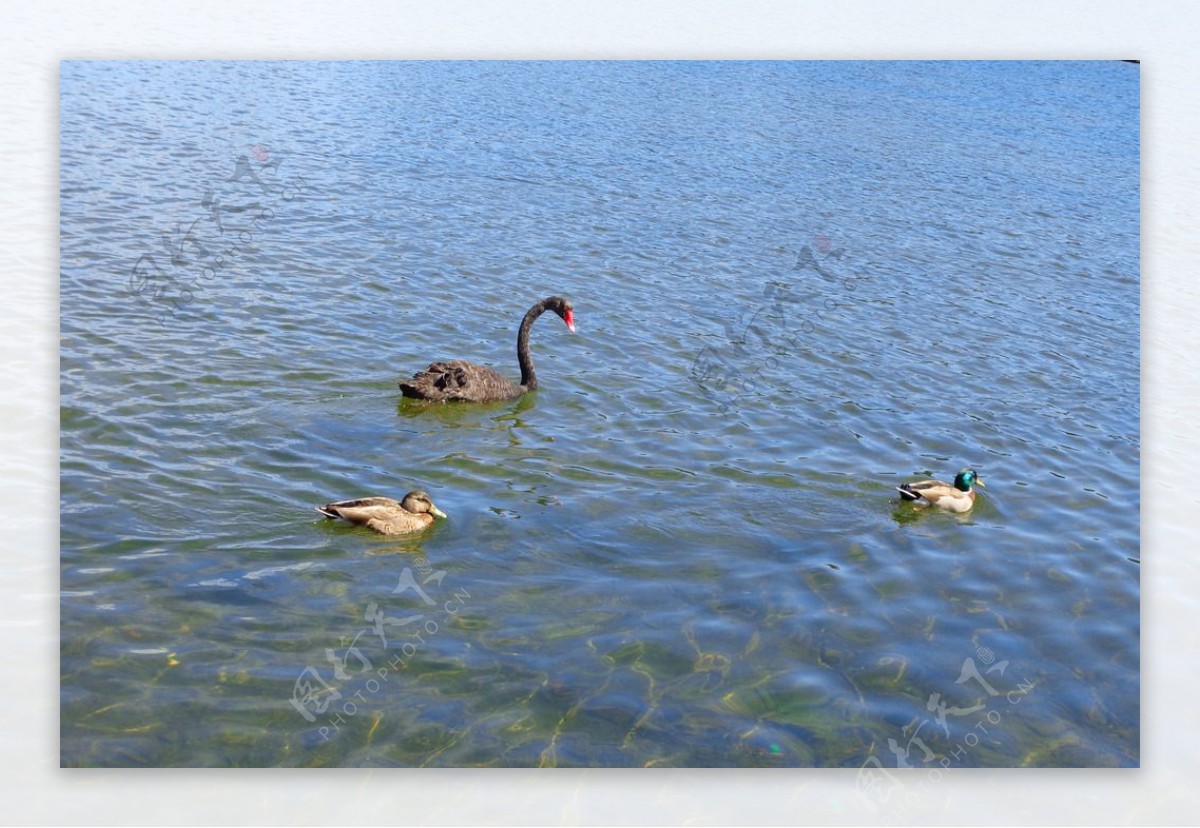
top-left (399, 296), bottom-right (575, 403)
top-left (315, 490), bottom-right (447, 535)
top-left (896, 468), bottom-right (985, 513)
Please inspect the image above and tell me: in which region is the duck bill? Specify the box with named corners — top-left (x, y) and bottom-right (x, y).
top-left (975, 479), bottom-right (986, 488)
top-left (563, 309), bottom-right (576, 333)
top-left (431, 506), bottom-right (448, 519)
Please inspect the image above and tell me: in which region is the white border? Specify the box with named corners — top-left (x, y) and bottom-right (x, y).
top-left (8, 1), bottom-right (1193, 824)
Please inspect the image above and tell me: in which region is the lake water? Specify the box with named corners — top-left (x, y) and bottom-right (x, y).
top-left (60, 60), bottom-right (1139, 771)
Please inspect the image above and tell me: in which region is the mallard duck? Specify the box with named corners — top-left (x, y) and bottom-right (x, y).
top-left (315, 490), bottom-right (447, 535)
top-left (896, 468), bottom-right (985, 513)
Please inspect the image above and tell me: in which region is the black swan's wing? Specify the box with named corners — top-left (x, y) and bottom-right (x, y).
top-left (399, 360), bottom-right (523, 402)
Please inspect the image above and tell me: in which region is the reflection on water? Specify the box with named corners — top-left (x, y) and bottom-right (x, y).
top-left (60, 60), bottom-right (1138, 769)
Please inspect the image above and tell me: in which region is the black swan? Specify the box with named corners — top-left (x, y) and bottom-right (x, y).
top-left (399, 296), bottom-right (576, 402)
top-left (316, 491), bottom-right (447, 535)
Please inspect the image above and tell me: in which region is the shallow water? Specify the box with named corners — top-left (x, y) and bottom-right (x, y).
top-left (60, 60), bottom-right (1139, 769)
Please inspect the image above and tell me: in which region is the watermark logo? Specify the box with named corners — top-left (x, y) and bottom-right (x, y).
top-left (125, 145), bottom-right (310, 326)
top-left (289, 559), bottom-right (470, 743)
top-left (689, 235), bottom-right (866, 413)
top-left (855, 647), bottom-right (1037, 817)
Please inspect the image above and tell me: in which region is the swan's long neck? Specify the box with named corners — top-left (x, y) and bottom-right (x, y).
top-left (517, 300), bottom-right (548, 390)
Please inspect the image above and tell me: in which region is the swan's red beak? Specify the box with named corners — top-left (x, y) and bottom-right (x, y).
top-left (563, 308), bottom-right (576, 333)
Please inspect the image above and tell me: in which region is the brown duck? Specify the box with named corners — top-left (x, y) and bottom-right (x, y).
top-left (316, 490), bottom-right (447, 535)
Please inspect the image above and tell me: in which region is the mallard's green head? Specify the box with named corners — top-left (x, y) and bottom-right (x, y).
top-left (954, 468), bottom-right (984, 492)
